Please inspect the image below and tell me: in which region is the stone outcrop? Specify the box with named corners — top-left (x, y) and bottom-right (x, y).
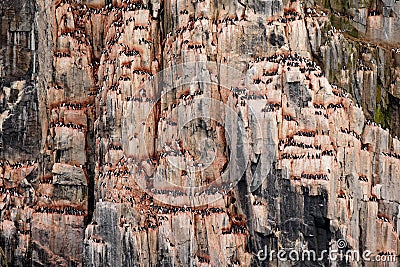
top-left (0, 0), bottom-right (399, 266)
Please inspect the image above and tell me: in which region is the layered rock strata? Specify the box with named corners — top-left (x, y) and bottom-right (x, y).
top-left (0, 0), bottom-right (399, 266)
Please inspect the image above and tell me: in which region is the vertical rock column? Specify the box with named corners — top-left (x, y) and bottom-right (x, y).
top-left (32, 0), bottom-right (97, 265)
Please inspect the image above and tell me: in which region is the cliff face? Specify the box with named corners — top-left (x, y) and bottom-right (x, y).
top-left (0, 0), bottom-right (400, 266)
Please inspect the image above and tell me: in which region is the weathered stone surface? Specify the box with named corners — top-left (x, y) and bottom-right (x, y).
top-left (52, 163), bottom-right (87, 186)
top-left (31, 213), bottom-right (85, 266)
top-left (0, 0), bottom-right (400, 266)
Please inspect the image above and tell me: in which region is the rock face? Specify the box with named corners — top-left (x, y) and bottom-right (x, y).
top-left (0, 0), bottom-right (400, 266)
